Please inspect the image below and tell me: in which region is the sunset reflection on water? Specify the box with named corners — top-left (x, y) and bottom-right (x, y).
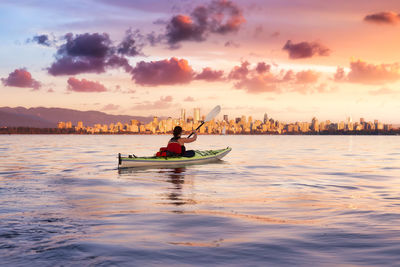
top-left (1, 135), bottom-right (400, 266)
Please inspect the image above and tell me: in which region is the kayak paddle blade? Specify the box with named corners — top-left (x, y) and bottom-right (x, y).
top-left (204, 105), bottom-right (221, 122)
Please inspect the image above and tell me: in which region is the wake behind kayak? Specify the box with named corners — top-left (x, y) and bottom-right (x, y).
top-left (118, 147), bottom-right (231, 169)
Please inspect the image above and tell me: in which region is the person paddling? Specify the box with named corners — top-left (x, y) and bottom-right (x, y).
top-left (167, 126), bottom-right (197, 157)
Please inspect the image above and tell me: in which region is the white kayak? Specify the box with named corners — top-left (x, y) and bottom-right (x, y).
top-left (118, 147), bottom-right (232, 169)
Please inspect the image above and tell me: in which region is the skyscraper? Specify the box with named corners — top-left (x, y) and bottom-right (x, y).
top-left (180, 109), bottom-right (186, 121)
top-left (264, 113), bottom-right (268, 124)
top-left (223, 115), bottom-right (229, 122)
top-left (194, 108), bottom-right (200, 122)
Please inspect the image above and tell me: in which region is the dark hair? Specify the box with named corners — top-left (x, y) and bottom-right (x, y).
top-left (173, 126), bottom-right (182, 138)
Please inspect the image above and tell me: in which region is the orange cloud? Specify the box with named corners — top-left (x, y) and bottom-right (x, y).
top-left (131, 57), bottom-right (194, 86)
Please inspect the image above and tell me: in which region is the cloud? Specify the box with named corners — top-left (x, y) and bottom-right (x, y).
top-left (228, 61), bottom-right (250, 80)
top-left (255, 62), bottom-right (270, 74)
top-left (131, 57), bottom-right (194, 86)
top-left (224, 40), bottom-right (239, 47)
top-left (369, 87), bottom-right (398, 95)
top-left (102, 104), bottom-right (120, 111)
top-left (1, 68), bottom-right (41, 90)
top-left (295, 70), bottom-right (320, 84)
top-left (132, 96), bottom-right (173, 110)
top-left (229, 61), bottom-right (321, 94)
top-left (30, 34), bottom-right (52, 46)
top-left (117, 29), bottom-right (143, 57)
top-left (184, 96), bottom-right (195, 102)
top-left (283, 40), bottom-right (331, 59)
top-left (67, 77), bottom-right (107, 92)
top-left (334, 60), bottom-right (400, 84)
top-left (164, 0), bottom-right (245, 47)
top-left (106, 55), bottom-right (133, 72)
top-left (48, 32), bottom-right (138, 76)
top-left (195, 67), bottom-right (224, 81)
top-left (47, 88), bottom-right (55, 93)
top-left (364, 11), bottom-right (400, 25)
top-left (270, 31), bottom-right (280, 38)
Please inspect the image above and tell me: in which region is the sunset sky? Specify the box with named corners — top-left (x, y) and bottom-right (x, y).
top-left (1, 0), bottom-right (400, 123)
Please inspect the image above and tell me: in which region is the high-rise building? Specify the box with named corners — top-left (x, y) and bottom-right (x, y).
top-left (180, 109), bottom-right (186, 121)
top-left (57, 121), bottom-right (66, 129)
top-left (264, 113), bottom-right (268, 124)
top-left (311, 117), bottom-right (319, 132)
top-left (223, 115), bottom-right (228, 122)
top-left (360, 118), bottom-right (365, 124)
top-left (66, 121), bottom-right (72, 128)
top-left (153, 117), bottom-right (158, 124)
top-left (194, 108), bottom-right (200, 122)
top-left (241, 115), bottom-right (246, 124)
top-left (77, 121), bottom-right (83, 129)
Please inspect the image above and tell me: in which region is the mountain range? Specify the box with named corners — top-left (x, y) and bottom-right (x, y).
top-left (0, 107), bottom-right (153, 128)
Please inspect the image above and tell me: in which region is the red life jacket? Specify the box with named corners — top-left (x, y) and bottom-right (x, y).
top-left (166, 142), bottom-right (182, 154)
top-left (155, 141), bottom-right (182, 157)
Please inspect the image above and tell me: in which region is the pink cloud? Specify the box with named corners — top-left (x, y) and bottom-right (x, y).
top-left (184, 96), bottom-right (195, 102)
top-left (295, 70), bottom-right (320, 84)
top-left (102, 104), bottom-right (120, 111)
top-left (131, 57), bottom-right (194, 86)
top-left (364, 11), bottom-right (400, 25)
top-left (67, 77), bottom-right (107, 92)
top-left (229, 61), bottom-right (321, 94)
top-left (131, 96), bottom-right (173, 110)
top-left (283, 40), bottom-right (330, 59)
top-left (228, 61), bottom-right (250, 80)
top-left (195, 67), bottom-right (224, 81)
top-left (1, 68), bottom-right (41, 90)
top-left (334, 60), bottom-right (400, 84)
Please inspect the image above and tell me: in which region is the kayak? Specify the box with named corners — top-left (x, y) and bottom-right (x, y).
top-left (118, 147), bottom-right (232, 169)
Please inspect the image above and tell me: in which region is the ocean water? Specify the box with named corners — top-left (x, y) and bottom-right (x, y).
top-left (1, 135), bottom-right (400, 266)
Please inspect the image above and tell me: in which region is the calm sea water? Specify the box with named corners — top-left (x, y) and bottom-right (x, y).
top-left (1, 135), bottom-right (400, 266)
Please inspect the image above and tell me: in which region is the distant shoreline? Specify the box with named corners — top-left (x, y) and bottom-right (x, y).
top-left (1, 127), bottom-right (399, 136)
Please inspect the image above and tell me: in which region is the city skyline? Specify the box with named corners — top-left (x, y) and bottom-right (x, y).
top-left (50, 107), bottom-right (396, 135)
top-left (1, 0), bottom-right (400, 123)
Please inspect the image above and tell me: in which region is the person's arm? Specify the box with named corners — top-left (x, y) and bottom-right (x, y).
top-left (179, 131), bottom-right (197, 144)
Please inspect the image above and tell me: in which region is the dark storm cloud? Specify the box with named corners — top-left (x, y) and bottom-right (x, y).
top-left (48, 32), bottom-right (142, 76)
top-left (283, 40), bottom-right (331, 59)
top-left (1, 68), bottom-right (41, 90)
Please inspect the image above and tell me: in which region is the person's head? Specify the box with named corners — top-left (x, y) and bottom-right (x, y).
top-left (173, 126), bottom-right (182, 138)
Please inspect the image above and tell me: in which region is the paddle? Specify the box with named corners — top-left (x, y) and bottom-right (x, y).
top-left (188, 105), bottom-right (221, 138)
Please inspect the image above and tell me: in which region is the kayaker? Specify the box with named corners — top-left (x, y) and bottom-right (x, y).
top-left (167, 126), bottom-right (196, 157)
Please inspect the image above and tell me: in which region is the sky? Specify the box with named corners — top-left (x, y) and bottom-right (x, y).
top-left (1, 0), bottom-right (400, 123)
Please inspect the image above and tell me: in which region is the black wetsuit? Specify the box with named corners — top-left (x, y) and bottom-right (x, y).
top-left (170, 137), bottom-right (195, 157)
